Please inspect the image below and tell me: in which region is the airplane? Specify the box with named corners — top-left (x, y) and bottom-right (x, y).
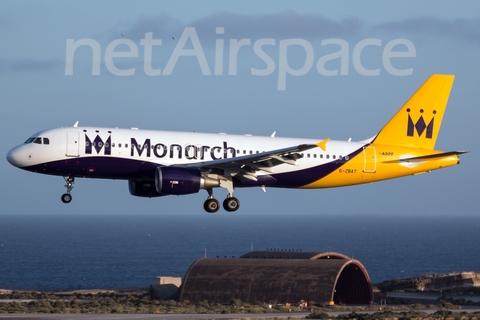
top-left (6, 74), bottom-right (466, 213)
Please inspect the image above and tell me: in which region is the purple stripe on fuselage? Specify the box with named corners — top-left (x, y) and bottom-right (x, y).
top-left (20, 157), bottom-right (159, 180)
top-left (269, 147), bottom-right (364, 188)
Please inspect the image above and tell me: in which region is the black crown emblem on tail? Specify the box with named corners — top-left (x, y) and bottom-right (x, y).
top-left (406, 108), bottom-right (436, 139)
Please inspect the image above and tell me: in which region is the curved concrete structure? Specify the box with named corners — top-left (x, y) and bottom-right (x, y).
top-left (178, 256), bottom-right (372, 305)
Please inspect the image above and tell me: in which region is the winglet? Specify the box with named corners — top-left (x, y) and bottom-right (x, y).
top-left (316, 138), bottom-right (330, 151)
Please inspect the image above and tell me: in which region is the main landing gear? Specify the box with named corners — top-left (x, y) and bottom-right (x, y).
top-left (61, 176), bottom-right (74, 204)
top-left (203, 188), bottom-right (240, 213)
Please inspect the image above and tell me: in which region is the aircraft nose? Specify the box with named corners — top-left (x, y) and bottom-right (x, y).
top-left (6, 146), bottom-right (25, 168)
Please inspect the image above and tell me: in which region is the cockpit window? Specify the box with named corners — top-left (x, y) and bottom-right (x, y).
top-left (24, 136), bottom-right (49, 145)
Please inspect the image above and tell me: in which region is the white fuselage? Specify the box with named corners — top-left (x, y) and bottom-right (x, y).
top-left (7, 126), bottom-right (364, 183)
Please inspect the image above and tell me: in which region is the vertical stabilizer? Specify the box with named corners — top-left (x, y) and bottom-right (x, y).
top-left (372, 74), bottom-right (455, 149)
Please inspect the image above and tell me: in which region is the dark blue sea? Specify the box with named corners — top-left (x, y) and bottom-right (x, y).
top-left (1, 214), bottom-right (479, 291)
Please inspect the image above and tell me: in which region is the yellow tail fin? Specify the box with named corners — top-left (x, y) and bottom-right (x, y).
top-left (372, 74), bottom-right (455, 149)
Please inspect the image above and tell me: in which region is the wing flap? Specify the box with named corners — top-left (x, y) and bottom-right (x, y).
top-left (177, 139), bottom-right (329, 181)
top-left (182, 142), bottom-right (322, 170)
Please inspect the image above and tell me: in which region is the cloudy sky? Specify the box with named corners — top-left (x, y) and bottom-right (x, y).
top-left (2, 0), bottom-right (479, 216)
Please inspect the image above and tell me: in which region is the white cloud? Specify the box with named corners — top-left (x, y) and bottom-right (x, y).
top-left (0, 58), bottom-right (62, 73)
top-left (119, 10), bottom-right (364, 42)
top-left (373, 16), bottom-right (480, 45)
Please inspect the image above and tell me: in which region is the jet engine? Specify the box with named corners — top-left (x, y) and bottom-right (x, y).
top-left (155, 166), bottom-right (220, 195)
top-left (128, 180), bottom-right (166, 198)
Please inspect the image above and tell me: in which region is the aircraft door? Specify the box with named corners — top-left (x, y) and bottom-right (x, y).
top-left (66, 131), bottom-right (79, 157)
top-left (363, 146), bottom-right (376, 173)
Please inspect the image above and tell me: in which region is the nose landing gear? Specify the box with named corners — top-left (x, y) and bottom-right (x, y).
top-left (61, 176), bottom-right (74, 204)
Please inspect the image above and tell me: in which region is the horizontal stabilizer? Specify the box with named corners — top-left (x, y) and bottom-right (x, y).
top-left (382, 151), bottom-right (468, 164)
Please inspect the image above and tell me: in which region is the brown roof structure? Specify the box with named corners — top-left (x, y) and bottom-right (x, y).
top-left (240, 250), bottom-right (351, 260)
top-left (178, 252), bottom-right (372, 305)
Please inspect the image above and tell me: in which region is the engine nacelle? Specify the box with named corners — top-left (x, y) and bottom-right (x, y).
top-left (128, 179), bottom-right (166, 198)
top-left (155, 166), bottom-right (220, 195)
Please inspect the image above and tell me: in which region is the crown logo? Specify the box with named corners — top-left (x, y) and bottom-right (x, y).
top-left (85, 134), bottom-right (111, 155)
top-left (406, 108), bottom-right (436, 139)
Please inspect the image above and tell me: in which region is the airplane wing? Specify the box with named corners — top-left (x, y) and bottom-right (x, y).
top-left (177, 139), bottom-right (329, 182)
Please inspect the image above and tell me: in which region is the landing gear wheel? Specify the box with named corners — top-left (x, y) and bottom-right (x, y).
top-left (61, 193), bottom-right (72, 204)
top-left (204, 199), bottom-right (220, 213)
top-left (62, 176), bottom-right (75, 204)
top-left (223, 197), bottom-right (240, 212)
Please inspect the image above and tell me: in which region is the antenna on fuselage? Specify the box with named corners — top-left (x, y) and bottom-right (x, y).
top-left (73, 121), bottom-right (79, 127)
top-left (271, 131), bottom-right (276, 138)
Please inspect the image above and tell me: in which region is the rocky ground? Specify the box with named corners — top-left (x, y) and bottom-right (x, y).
top-left (1, 273), bottom-right (480, 318)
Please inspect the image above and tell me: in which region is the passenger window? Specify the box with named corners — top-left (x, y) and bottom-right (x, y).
top-left (118, 143), bottom-right (122, 148)
top-left (43, 138), bottom-right (49, 145)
